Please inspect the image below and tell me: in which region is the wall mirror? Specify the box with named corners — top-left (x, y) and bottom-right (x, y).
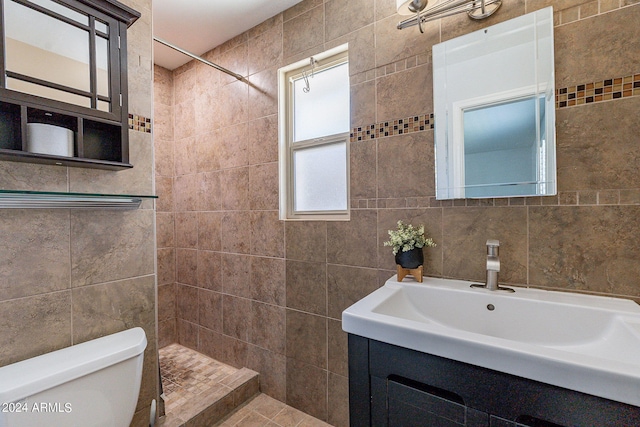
top-left (433, 7), bottom-right (556, 199)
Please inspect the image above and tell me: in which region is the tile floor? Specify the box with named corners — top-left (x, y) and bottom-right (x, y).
top-left (215, 393), bottom-right (332, 427)
top-left (159, 344), bottom-right (332, 427)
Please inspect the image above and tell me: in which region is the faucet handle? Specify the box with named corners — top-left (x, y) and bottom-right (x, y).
top-left (486, 239), bottom-right (499, 256)
top-left (486, 239), bottom-right (500, 247)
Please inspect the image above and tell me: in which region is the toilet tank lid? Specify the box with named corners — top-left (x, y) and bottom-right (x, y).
top-left (0, 327), bottom-right (147, 403)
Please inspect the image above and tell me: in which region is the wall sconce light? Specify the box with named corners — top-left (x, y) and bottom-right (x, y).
top-left (396, 0), bottom-right (429, 15)
top-left (397, 0), bottom-right (429, 32)
top-left (397, 0), bottom-right (502, 32)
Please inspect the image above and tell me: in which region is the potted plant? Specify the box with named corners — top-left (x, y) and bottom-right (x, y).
top-left (384, 220), bottom-right (436, 269)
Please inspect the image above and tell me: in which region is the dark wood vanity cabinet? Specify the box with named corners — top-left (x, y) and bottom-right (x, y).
top-left (348, 334), bottom-right (640, 427)
top-left (0, 0), bottom-right (140, 170)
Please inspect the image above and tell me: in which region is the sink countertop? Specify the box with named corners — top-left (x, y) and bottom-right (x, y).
top-left (342, 275), bottom-right (640, 407)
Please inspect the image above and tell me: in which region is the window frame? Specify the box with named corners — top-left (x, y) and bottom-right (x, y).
top-left (278, 44), bottom-right (350, 221)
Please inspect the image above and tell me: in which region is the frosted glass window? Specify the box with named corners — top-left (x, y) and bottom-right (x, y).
top-left (293, 62), bottom-right (350, 142)
top-left (278, 45), bottom-right (350, 220)
top-left (293, 142), bottom-right (347, 212)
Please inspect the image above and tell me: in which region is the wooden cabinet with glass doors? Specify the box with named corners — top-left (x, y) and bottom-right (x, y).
top-left (0, 0), bottom-right (140, 170)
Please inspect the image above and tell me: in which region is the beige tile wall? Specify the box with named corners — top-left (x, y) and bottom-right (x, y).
top-left (0, 0), bottom-right (158, 426)
top-left (153, 0), bottom-right (640, 425)
top-left (155, 64), bottom-right (177, 350)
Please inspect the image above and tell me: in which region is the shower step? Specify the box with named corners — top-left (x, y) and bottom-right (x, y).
top-left (158, 344), bottom-right (260, 427)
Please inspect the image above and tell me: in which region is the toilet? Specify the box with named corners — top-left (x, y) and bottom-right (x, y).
top-left (0, 327), bottom-right (147, 427)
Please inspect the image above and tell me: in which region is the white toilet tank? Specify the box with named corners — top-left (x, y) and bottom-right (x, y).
top-left (0, 327), bottom-right (147, 427)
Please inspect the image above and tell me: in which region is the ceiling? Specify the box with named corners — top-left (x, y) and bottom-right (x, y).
top-left (153, 0), bottom-right (304, 70)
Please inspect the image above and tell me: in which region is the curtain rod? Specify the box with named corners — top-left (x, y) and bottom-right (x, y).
top-left (153, 36), bottom-right (245, 82)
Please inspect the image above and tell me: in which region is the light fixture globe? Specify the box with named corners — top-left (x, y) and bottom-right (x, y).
top-left (396, 0), bottom-right (428, 15)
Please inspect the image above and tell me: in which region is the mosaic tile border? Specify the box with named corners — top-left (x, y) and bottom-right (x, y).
top-left (556, 1), bottom-right (637, 26)
top-left (128, 113), bottom-right (152, 133)
top-left (350, 113), bottom-right (433, 142)
top-left (556, 73), bottom-right (640, 109)
top-left (352, 72), bottom-right (640, 144)
top-left (351, 188), bottom-right (640, 209)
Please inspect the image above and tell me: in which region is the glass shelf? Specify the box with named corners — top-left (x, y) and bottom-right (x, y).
top-left (0, 189), bottom-right (157, 209)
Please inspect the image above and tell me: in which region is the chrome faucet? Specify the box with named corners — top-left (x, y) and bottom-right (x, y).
top-left (471, 239), bottom-right (514, 292)
top-left (485, 239), bottom-right (500, 291)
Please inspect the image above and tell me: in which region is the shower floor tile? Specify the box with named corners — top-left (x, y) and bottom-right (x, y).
top-left (158, 344), bottom-right (332, 427)
top-left (160, 343), bottom-right (238, 414)
top-left (159, 343), bottom-right (255, 426)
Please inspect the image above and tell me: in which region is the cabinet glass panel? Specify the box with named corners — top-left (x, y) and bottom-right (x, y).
top-left (2, 0), bottom-right (116, 113)
top-left (27, 0), bottom-right (88, 24)
top-left (97, 100), bottom-right (110, 112)
top-left (6, 78), bottom-right (91, 107)
top-left (96, 35), bottom-right (110, 99)
top-left (95, 20), bottom-right (108, 34)
top-left (5, 0), bottom-right (91, 94)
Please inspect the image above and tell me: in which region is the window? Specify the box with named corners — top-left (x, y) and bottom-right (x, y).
top-left (278, 45), bottom-right (350, 220)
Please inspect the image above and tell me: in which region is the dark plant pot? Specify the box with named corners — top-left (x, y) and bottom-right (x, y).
top-left (395, 247), bottom-right (424, 269)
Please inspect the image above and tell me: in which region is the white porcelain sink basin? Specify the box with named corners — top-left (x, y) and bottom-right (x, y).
top-left (342, 275), bottom-right (640, 407)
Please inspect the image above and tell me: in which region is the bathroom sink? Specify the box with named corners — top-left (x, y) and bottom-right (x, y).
top-left (342, 276), bottom-right (640, 407)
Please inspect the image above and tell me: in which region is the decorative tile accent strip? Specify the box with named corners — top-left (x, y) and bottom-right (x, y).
top-left (354, 73), bottom-right (639, 143)
top-left (350, 113), bottom-right (434, 142)
top-left (128, 113), bottom-right (152, 133)
top-left (556, 2), bottom-right (637, 26)
top-left (556, 73), bottom-right (640, 108)
top-left (351, 189), bottom-right (640, 209)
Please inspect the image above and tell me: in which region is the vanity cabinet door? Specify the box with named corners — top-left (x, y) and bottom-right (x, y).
top-left (489, 415), bottom-right (554, 427)
top-left (385, 378), bottom-right (489, 427)
top-left (349, 334), bottom-right (640, 427)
